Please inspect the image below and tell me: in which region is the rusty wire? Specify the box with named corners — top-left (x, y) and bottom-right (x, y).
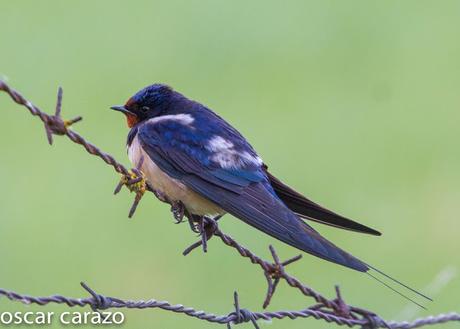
top-left (0, 80), bottom-right (459, 329)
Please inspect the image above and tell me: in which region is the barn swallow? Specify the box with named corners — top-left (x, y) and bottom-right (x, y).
top-left (111, 84), bottom-right (430, 303)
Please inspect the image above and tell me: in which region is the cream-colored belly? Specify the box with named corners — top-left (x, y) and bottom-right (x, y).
top-left (128, 135), bottom-right (224, 216)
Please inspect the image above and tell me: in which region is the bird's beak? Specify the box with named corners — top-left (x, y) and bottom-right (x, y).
top-left (110, 105), bottom-right (134, 115)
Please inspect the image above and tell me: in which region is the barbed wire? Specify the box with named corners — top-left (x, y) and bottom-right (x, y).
top-left (1, 282), bottom-right (459, 329)
top-left (0, 80), bottom-right (458, 329)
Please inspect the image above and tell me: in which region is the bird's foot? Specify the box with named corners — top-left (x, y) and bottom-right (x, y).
top-left (187, 214), bottom-right (202, 233)
top-left (114, 166), bottom-right (147, 218)
top-left (183, 215), bottom-right (222, 255)
top-left (171, 201), bottom-right (186, 224)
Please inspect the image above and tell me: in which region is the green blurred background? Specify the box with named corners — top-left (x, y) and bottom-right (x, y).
top-left (1, 1), bottom-right (459, 328)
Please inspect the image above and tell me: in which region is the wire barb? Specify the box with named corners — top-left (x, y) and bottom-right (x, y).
top-left (262, 245), bottom-right (302, 308)
top-left (39, 86), bottom-right (82, 145)
top-left (113, 156), bottom-right (147, 218)
top-left (0, 80), bottom-right (458, 329)
top-left (80, 282), bottom-right (113, 311)
top-left (227, 292), bottom-right (260, 329)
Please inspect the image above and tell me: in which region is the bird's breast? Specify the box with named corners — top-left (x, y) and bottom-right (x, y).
top-left (127, 135), bottom-right (224, 216)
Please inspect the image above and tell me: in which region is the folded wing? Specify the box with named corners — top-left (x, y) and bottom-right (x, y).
top-left (137, 119), bottom-right (369, 272)
top-left (266, 169), bottom-right (381, 236)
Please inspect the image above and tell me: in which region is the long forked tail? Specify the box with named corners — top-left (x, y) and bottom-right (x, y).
top-left (365, 263), bottom-right (433, 309)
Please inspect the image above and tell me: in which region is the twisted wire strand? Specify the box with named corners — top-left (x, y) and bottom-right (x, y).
top-left (388, 314), bottom-right (460, 329)
top-left (0, 81), bottom-right (129, 176)
top-left (0, 285), bottom-right (363, 326)
top-left (0, 285), bottom-right (458, 328)
top-left (0, 80), bottom-right (458, 329)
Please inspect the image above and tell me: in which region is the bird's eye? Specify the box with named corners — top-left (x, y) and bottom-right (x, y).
top-left (141, 106), bottom-right (150, 113)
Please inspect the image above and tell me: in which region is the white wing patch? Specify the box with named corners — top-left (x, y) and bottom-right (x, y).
top-left (147, 114), bottom-right (195, 125)
top-left (206, 135), bottom-right (263, 169)
top-left (207, 136), bottom-right (234, 151)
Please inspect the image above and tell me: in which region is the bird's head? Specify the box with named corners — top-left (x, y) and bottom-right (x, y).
top-left (110, 84), bottom-right (174, 127)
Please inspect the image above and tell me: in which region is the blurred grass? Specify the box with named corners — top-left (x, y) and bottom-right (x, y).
top-left (0, 1), bottom-right (459, 328)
